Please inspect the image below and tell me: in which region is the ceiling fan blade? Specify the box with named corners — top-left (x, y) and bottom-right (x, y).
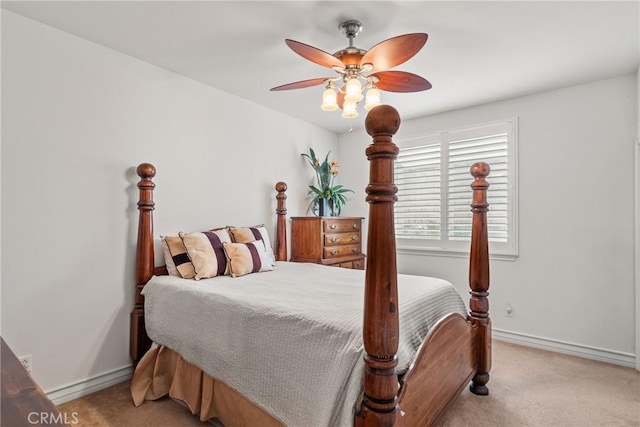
top-left (270, 77), bottom-right (332, 91)
top-left (371, 71), bottom-right (432, 93)
top-left (285, 39), bottom-right (345, 69)
top-left (360, 33), bottom-right (428, 72)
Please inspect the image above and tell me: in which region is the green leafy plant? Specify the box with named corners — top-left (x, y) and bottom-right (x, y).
top-left (302, 148), bottom-right (353, 216)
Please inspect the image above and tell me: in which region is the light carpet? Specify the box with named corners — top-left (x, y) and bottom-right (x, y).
top-left (57, 341), bottom-right (640, 426)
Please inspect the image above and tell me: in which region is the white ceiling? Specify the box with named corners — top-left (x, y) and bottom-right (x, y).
top-left (3, 1), bottom-right (639, 134)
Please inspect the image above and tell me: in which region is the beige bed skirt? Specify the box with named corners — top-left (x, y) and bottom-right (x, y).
top-left (131, 345), bottom-right (283, 426)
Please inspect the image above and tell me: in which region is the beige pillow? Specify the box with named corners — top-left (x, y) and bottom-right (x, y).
top-left (228, 225), bottom-right (275, 266)
top-left (162, 235), bottom-right (195, 279)
top-left (180, 229), bottom-right (232, 280)
top-left (223, 240), bottom-right (275, 277)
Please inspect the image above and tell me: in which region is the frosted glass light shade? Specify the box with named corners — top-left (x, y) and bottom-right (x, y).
top-left (341, 100), bottom-right (359, 119)
top-left (364, 88), bottom-right (382, 111)
top-left (321, 88), bottom-right (338, 111)
top-left (345, 78), bottom-right (363, 102)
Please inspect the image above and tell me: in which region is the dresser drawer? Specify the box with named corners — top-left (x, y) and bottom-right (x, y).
top-left (323, 220), bottom-right (361, 233)
top-left (329, 257), bottom-right (364, 269)
top-left (352, 258), bottom-right (365, 270)
top-left (324, 244), bottom-right (361, 259)
top-left (324, 233), bottom-right (360, 246)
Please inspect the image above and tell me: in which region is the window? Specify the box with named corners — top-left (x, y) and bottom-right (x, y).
top-left (394, 118), bottom-right (518, 259)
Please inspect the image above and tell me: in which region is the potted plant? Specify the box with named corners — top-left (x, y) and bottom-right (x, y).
top-left (302, 148), bottom-right (353, 216)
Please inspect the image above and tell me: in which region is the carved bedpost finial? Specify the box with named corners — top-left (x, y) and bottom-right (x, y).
top-left (137, 162), bottom-right (156, 180)
top-left (136, 163), bottom-right (156, 212)
top-left (275, 182), bottom-right (288, 262)
top-left (468, 161), bottom-right (492, 396)
top-left (357, 105), bottom-right (401, 427)
top-left (470, 162), bottom-right (490, 179)
top-left (365, 104), bottom-right (401, 137)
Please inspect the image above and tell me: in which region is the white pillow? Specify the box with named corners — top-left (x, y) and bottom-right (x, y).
top-left (228, 225), bottom-right (276, 266)
top-left (223, 240), bottom-right (275, 277)
top-left (179, 229), bottom-right (232, 280)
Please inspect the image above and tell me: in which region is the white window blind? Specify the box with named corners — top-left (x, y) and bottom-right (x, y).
top-left (395, 143), bottom-right (441, 240)
top-left (447, 132), bottom-right (508, 242)
top-left (394, 118), bottom-right (518, 258)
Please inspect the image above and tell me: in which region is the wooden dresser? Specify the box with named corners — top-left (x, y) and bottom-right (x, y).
top-left (290, 216), bottom-right (365, 269)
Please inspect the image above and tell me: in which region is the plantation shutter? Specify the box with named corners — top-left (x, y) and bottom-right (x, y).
top-left (395, 142), bottom-right (441, 240)
top-left (394, 119), bottom-right (516, 256)
top-left (447, 126), bottom-right (509, 243)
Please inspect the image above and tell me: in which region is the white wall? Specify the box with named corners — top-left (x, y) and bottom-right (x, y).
top-left (636, 67), bottom-right (640, 370)
top-left (339, 74), bottom-right (637, 364)
top-left (1, 11), bottom-right (337, 395)
top-left (0, 9), bottom-right (4, 336)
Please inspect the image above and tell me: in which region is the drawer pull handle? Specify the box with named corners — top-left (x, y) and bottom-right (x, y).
top-left (330, 224), bottom-right (337, 229)
top-left (351, 248), bottom-right (358, 253)
top-left (351, 235), bottom-right (357, 240)
top-left (331, 237), bottom-right (338, 242)
top-left (352, 224), bottom-right (357, 229)
top-left (330, 250), bottom-right (338, 255)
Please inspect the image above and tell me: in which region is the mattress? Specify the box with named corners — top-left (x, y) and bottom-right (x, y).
top-left (142, 261), bottom-right (467, 427)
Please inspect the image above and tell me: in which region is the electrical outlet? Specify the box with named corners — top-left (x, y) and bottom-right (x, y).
top-left (18, 354), bottom-right (32, 372)
top-left (505, 304), bottom-right (513, 317)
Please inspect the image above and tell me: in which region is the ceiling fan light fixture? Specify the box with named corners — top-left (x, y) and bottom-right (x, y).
top-left (364, 87), bottom-right (382, 111)
top-left (345, 77), bottom-right (363, 102)
top-left (321, 86), bottom-right (338, 111)
top-left (272, 19), bottom-right (431, 121)
top-left (341, 100), bottom-right (359, 119)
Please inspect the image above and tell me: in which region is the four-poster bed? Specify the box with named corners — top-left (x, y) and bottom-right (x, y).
top-left (129, 105), bottom-right (492, 426)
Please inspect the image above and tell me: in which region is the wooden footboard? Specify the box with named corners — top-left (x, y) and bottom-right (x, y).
top-left (398, 314), bottom-right (478, 426)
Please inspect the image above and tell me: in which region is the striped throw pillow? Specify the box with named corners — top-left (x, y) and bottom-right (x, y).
top-left (179, 229), bottom-right (232, 280)
top-left (162, 235), bottom-right (195, 279)
top-left (228, 225), bottom-right (275, 266)
top-left (223, 240), bottom-right (274, 277)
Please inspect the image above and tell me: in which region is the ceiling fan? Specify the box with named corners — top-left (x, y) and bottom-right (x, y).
top-left (270, 20), bottom-right (432, 119)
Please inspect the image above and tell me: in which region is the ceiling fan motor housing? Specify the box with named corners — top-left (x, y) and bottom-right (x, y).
top-left (334, 47), bottom-right (366, 68)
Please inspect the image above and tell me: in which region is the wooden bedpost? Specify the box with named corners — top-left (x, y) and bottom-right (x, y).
top-left (468, 162), bottom-right (492, 395)
top-left (275, 182), bottom-right (288, 261)
top-left (356, 105), bottom-right (401, 427)
top-left (130, 162), bottom-right (156, 362)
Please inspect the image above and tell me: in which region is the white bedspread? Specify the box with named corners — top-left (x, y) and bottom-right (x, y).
top-left (142, 261), bottom-right (467, 427)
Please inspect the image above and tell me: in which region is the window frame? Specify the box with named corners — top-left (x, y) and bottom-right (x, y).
top-left (394, 117), bottom-right (519, 261)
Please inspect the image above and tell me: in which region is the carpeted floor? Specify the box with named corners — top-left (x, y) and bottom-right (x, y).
top-left (437, 341), bottom-right (639, 427)
top-left (57, 340), bottom-right (639, 427)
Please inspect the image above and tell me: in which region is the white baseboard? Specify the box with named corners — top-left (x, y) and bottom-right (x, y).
top-left (493, 328), bottom-right (636, 369)
top-left (40, 329), bottom-right (638, 405)
top-left (46, 365), bottom-right (133, 405)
